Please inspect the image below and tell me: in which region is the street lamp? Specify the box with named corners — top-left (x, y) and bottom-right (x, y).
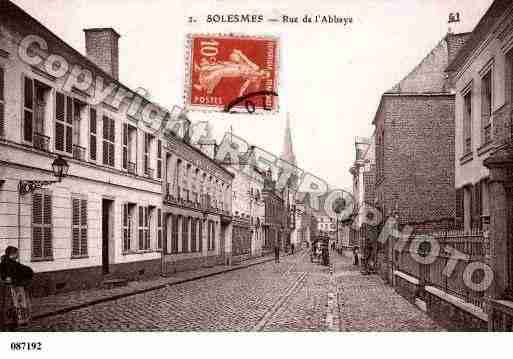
top-left (19, 155), bottom-right (70, 194)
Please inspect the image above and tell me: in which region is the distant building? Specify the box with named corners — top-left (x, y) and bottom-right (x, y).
top-left (349, 136), bottom-right (376, 268)
top-left (262, 169), bottom-right (286, 251)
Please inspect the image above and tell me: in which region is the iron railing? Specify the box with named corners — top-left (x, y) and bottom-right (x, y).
top-left (128, 161), bottom-right (136, 175)
top-left (72, 144), bottom-right (86, 161)
top-left (395, 229), bottom-right (486, 309)
top-left (145, 167), bottom-right (154, 179)
top-left (33, 132), bottom-right (50, 152)
top-left (484, 123), bottom-right (492, 144)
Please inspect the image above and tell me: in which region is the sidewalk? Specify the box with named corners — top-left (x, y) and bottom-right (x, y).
top-left (30, 255), bottom-right (274, 320)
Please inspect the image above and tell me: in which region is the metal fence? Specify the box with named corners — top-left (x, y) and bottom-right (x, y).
top-left (395, 228), bottom-right (486, 309)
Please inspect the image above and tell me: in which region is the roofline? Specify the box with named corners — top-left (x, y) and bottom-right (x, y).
top-left (2, 1), bottom-right (154, 107)
top-left (2, 2), bottom-right (234, 179)
top-left (83, 27), bottom-right (121, 38)
top-left (177, 136), bottom-right (235, 179)
top-left (372, 92), bottom-right (455, 125)
top-left (446, 0), bottom-right (513, 73)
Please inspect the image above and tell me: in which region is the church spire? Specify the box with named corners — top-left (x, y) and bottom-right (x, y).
top-left (281, 113), bottom-right (296, 166)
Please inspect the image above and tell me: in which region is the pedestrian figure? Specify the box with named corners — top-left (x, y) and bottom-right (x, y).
top-left (274, 245), bottom-right (280, 263)
top-left (1, 246), bottom-right (34, 330)
top-left (0, 246), bottom-right (33, 287)
top-left (353, 246), bottom-right (359, 266)
top-left (290, 243), bottom-right (295, 255)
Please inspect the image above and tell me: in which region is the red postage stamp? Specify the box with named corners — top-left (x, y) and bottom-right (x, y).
top-left (185, 34), bottom-right (279, 113)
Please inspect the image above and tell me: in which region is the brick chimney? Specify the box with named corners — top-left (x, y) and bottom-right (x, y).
top-left (83, 28), bottom-right (120, 80)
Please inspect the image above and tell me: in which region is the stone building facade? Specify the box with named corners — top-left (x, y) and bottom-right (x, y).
top-left (446, 0), bottom-right (513, 330)
top-left (0, 0), bottom-right (232, 296)
top-left (262, 170), bottom-right (285, 251)
top-left (225, 149), bottom-right (265, 262)
top-left (373, 33), bottom-right (470, 235)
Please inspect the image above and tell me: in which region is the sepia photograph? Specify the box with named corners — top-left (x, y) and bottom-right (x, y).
top-left (0, 0), bottom-right (511, 356)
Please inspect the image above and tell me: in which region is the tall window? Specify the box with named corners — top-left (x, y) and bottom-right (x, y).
top-left (102, 115), bottom-right (115, 167)
top-left (71, 197), bottom-right (88, 257)
top-left (122, 203), bottom-right (134, 252)
top-left (175, 159), bottom-right (182, 199)
top-left (463, 90), bottom-right (472, 154)
top-left (211, 221), bottom-right (216, 251)
top-left (55, 92), bottom-right (74, 153)
top-left (90, 108), bottom-right (97, 161)
top-left (122, 123), bottom-right (128, 170)
top-left (198, 219), bottom-right (203, 253)
top-left (171, 215), bottom-right (179, 253)
top-left (207, 220), bottom-right (211, 250)
top-left (144, 133), bottom-right (153, 177)
top-left (0, 67), bottom-right (4, 136)
top-left (157, 208), bottom-right (162, 250)
top-left (138, 206), bottom-right (150, 250)
top-left (182, 217), bottom-right (189, 252)
top-left (190, 218), bottom-right (197, 252)
top-left (32, 192), bottom-right (52, 260)
top-left (157, 139), bottom-right (162, 179)
top-left (481, 71), bottom-right (492, 145)
top-left (23, 77), bottom-right (34, 143)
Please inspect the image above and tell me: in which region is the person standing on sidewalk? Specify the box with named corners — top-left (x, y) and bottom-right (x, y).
top-left (0, 246), bottom-right (33, 287)
top-left (1, 246), bottom-right (34, 330)
top-left (274, 244), bottom-right (280, 263)
top-left (352, 246), bottom-right (359, 266)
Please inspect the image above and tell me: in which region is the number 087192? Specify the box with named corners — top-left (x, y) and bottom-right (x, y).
top-left (10, 342), bottom-right (42, 351)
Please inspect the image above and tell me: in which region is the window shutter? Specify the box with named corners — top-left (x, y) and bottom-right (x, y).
top-left (122, 123), bottom-right (128, 170)
top-left (144, 207), bottom-right (150, 250)
top-left (138, 206), bottom-right (143, 250)
top-left (182, 217), bottom-right (188, 252)
top-left (103, 116), bottom-right (109, 165)
top-left (90, 108), bottom-right (97, 161)
top-left (157, 140), bottom-right (162, 179)
top-left (80, 199), bottom-right (88, 256)
top-left (198, 220), bottom-right (203, 252)
top-left (0, 101), bottom-right (3, 137)
top-left (157, 208), bottom-right (162, 250)
top-left (55, 92), bottom-right (66, 151)
top-left (72, 198), bottom-right (80, 256)
top-left (32, 193), bottom-right (43, 259)
top-left (0, 67), bottom-right (4, 136)
top-left (43, 194), bottom-right (52, 258)
top-left (455, 188), bottom-right (464, 229)
top-left (212, 221), bottom-right (215, 250)
top-left (0, 67), bottom-right (4, 101)
top-left (475, 183), bottom-right (482, 230)
top-left (171, 215), bottom-right (178, 253)
top-left (24, 77), bottom-right (34, 142)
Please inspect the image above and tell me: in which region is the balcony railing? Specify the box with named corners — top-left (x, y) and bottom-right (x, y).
top-left (72, 144), bottom-right (86, 161)
top-left (464, 138), bottom-right (472, 154)
top-left (484, 124), bottom-right (492, 144)
top-left (33, 132), bottom-right (50, 152)
top-left (145, 167), bottom-right (154, 178)
top-left (128, 161), bottom-right (136, 175)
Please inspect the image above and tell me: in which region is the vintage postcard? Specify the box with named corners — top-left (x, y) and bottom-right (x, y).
top-left (0, 0), bottom-right (510, 358)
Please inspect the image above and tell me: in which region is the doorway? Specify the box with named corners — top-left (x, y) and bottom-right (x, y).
top-left (102, 199), bottom-right (113, 274)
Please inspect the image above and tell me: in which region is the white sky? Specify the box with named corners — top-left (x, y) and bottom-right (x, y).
top-left (12, 0), bottom-right (493, 191)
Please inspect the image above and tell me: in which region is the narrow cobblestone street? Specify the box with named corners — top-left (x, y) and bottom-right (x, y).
top-left (23, 251), bottom-right (443, 331)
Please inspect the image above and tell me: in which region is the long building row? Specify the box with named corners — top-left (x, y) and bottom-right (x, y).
top-left (0, 0), bottom-right (307, 297)
top-left (340, 0), bottom-right (513, 331)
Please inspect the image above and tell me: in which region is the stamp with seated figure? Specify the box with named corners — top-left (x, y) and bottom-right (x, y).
top-left (184, 34), bottom-right (279, 113)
